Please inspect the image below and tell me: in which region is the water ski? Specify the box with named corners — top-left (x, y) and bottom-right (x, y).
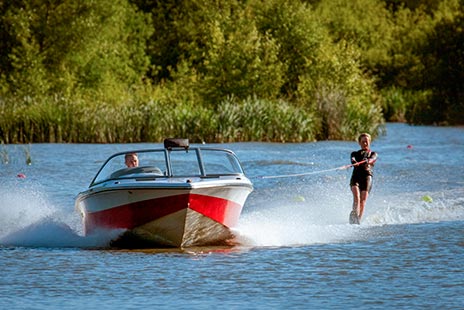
top-left (349, 210), bottom-right (360, 225)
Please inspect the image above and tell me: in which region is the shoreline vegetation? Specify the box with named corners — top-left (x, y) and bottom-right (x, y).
top-left (1, 0), bottom-right (463, 144)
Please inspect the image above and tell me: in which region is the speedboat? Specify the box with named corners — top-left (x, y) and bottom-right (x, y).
top-left (75, 138), bottom-right (253, 248)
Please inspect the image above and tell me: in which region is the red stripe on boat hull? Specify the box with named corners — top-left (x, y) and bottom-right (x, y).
top-left (83, 193), bottom-right (243, 235)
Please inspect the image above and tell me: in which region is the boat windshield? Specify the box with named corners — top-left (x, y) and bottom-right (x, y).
top-left (90, 148), bottom-right (245, 186)
top-left (198, 149), bottom-right (244, 176)
top-left (91, 150), bottom-right (167, 185)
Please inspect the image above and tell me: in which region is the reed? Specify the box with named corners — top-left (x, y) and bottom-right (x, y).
top-left (216, 96), bottom-right (317, 142)
top-left (381, 87), bottom-right (410, 122)
top-left (0, 89), bottom-right (382, 143)
top-left (0, 143), bottom-right (8, 164)
top-left (23, 144), bottom-right (32, 165)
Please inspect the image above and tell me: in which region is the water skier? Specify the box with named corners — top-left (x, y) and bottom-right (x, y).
top-left (349, 133), bottom-right (378, 224)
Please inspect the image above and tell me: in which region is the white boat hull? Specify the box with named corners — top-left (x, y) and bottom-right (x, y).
top-left (76, 180), bottom-right (252, 247)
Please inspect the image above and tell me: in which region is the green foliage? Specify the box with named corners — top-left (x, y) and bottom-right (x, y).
top-left (381, 87), bottom-right (410, 122)
top-left (419, 4), bottom-right (464, 124)
top-left (250, 0), bottom-right (384, 140)
top-left (297, 40), bottom-right (384, 140)
top-left (403, 90), bottom-right (434, 125)
top-left (252, 0), bottom-right (326, 97)
top-left (315, 0), bottom-right (394, 72)
top-left (0, 4), bottom-right (49, 98)
top-left (0, 0), bottom-right (152, 99)
top-left (315, 0), bottom-right (463, 126)
top-left (384, 0), bottom-right (442, 12)
top-left (141, 0), bottom-right (285, 104)
top-left (216, 96), bottom-right (317, 142)
top-left (385, 0), bottom-right (463, 125)
top-left (380, 4), bottom-right (434, 89)
top-left (2, 0), bottom-right (462, 144)
top-left (0, 92), bottom-right (316, 143)
top-left (200, 9), bottom-right (284, 104)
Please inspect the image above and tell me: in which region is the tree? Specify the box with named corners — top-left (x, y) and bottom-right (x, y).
top-left (0, 0), bottom-right (152, 100)
top-left (417, 10), bottom-right (464, 124)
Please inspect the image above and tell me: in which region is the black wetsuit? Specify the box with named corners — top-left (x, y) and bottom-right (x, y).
top-left (350, 149), bottom-right (377, 192)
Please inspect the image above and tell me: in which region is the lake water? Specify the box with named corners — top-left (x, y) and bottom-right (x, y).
top-left (1, 123), bottom-right (463, 309)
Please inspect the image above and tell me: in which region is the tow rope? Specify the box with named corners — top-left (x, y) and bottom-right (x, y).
top-left (253, 160), bottom-right (367, 179)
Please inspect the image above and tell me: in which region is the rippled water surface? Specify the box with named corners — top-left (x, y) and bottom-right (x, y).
top-left (1, 123), bottom-right (463, 309)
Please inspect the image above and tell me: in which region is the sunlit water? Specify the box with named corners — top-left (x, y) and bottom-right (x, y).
top-left (1, 123), bottom-right (463, 309)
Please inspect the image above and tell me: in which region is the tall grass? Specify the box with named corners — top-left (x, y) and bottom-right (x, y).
top-left (23, 144), bottom-right (32, 165)
top-left (0, 95), bottom-right (321, 143)
top-left (381, 87), bottom-right (433, 124)
top-left (0, 142), bottom-right (8, 164)
top-left (216, 96), bottom-right (317, 142)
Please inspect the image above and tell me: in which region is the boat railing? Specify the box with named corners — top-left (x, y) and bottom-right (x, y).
top-left (89, 147), bottom-right (246, 187)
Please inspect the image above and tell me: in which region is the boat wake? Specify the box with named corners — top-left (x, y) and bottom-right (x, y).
top-left (0, 218), bottom-right (121, 248)
top-left (1, 182), bottom-right (462, 249)
top-left (234, 186), bottom-right (464, 247)
top-left (0, 183), bottom-right (120, 248)
top-left (366, 188), bottom-right (464, 225)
